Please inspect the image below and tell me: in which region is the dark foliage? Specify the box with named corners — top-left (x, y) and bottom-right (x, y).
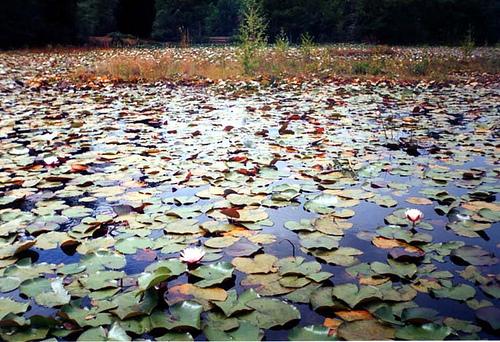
top-left (0, 0), bottom-right (498, 48)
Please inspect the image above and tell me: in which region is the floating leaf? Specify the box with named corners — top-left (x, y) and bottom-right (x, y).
top-left (167, 284), bottom-right (228, 305)
top-left (338, 320), bottom-right (395, 340)
top-left (232, 254), bottom-right (278, 274)
top-left (371, 259), bottom-right (417, 279)
top-left (289, 325), bottom-right (338, 341)
top-left (311, 248), bottom-right (363, 266)
top-left (239, 298), bottom-right (301, 329)
top-left (190, 262), bottom-right (234, 287)
top-left (332, 284), bottom-right (382, 308)
top-left (300, 232), bottom-right (340, 250)
top-left (475, 306), bottom-right (500, 330)
top-left (395, 323), bottom-right (452, 340)
top-left (137, 267), bottom-right (171, 293)
top-left (451, 246), bottom-right (498, 266)
top-left (205, 236), bottom-right (239, 249)
top-left (431, 284), bottom-right (475, 301)
top-left (35, 278), bottom-right (71, 307)
top-left (212, 289), bottom-right (259, 317)
top-left (0, 298), bottom-right (29, 320)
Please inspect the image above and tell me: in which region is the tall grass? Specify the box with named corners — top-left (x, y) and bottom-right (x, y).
top-left (73, 46), bottom-right (500, 83)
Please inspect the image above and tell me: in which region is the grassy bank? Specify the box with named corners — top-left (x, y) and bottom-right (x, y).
top-left (73, 45), bottom-right (500, 84)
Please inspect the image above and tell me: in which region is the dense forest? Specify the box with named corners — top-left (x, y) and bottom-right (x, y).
top-left (0, 0), bottom-right (499, 48)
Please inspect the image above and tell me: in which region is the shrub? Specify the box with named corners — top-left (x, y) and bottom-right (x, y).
top-left (351, 60), bottom-right (383, 75)
top-left (238, 0), bottom-right (268, 75)
top-left (410, 58), bottom-right (430, 76)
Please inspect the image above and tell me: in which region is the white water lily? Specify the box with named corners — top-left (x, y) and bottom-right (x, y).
top-left (179, 246), bottom-right (205, 264)
top-left (405, 208), bottom-right (424, 224)
top-left (43, 156), bottom-right (59, 165)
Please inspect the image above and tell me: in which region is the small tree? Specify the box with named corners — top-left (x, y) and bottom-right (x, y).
top-left (299, 32), bottom-right (315, 61)
top-left (238, 0), bottom-right (267, 75)
top-left (274, 28), bottom-right (290, 53)
top-left (461, 27), bottom-right (475, 60)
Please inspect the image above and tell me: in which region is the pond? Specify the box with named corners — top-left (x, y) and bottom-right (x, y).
top-left (0, 78), bottom-right (498, 341)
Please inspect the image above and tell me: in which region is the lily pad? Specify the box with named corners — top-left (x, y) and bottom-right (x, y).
top-left (431, 284), bottom-right (476, 301)
top-left (475, 306), bottom-right (500, 330)
top-left (190, 262), bottom-right (234, 287)
top-left (239, 298), bottom-right (301, 329)
top-left (232, 254), bottom-right (278, 274)
top-left (289, 325), bottom-right (338, 341)
top-left (451, 246), bottom-right (498, 266)
top-left (212, 289), bottom-right (259, 317)
top-left (332, 284), bottom-right (382, 308)
top-left (395, 323), bottom-right (452, 340)
top-left (337, 320), bottom-right (395, 340)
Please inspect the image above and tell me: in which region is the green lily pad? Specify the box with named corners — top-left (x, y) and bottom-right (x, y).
top-left (300, 232), bottom-right (340, 250)
top-left (310, 287), bottom-right (348, 311)
top-left (20, 278), bottom-right (52, 297)
top-left (205, 236), bottom-right (239, 249)
top-left (80, 270), bottom-right (124, 290)
top-left (278, 257), bottom-right (321, 276)
top-left (204, 321), bottom-right (263, 341)
top-left (145, 259), bottom-right (187, 276)
top-left (163, 301), bottom-right (203, 330)
top-left (279, 276), bottom-right (311, 288)
top-left (401, 307), bottom-right (439, 324)
top-left (190, 262), bottom-right (234, 287)
top-left (232, 209), bottom-right (269, 223)
top-left (34, 278), bottom-right (71, 307)
top-left (58, 263), bottom-right (86, 275)
top-left (285, 283), bottom-right (322, 303)
top-left (111, 290), bottom-right (158, 320)
top-left (370, 194), bottom-right (398, 208)
top-left (475, 306), bottom-right (500, 330)
top-left (0, 276), bottom-right (21, 292)
top-left (371, 259), bottom-right (417, 279)
top-left (0, 298), bottom-right (30, 320)
top-left (165, 219), bottom-right (200, 234)
top-left (289, 325), bottom-right (338, 341)
top-left (241, 273), bottom-right (294, 296)
top-left (137, 266), bottom-right (171, 293)
top-left (480, 283), bottom-right (500, 298)
top-left (156, 332), bottom-right (193, 341)
top-left (443, 317), bottom-right (481, 334)
top-left (431, 284), bottom-right (476, 301)
top-left (239, 298), bottom-right (301, 329)
top-left (395, 323), bottom-right (452, 340)
top-left (115, 237), bottom-right (152, 254)
top-left (212, 289), bottom-right (259, 317)
top-left (332, 283), bottom-right (382, 308)
top-left (1, 327), bottom-right (49, 342)
top-left (284, 219), bottom-right (315, 232)
top-left (226, 240), bottom-right (262, 257)
top-left (311, 247), bottom-right (363, 266)
top-left (80, 251), bottom-right (127, 271)
top-left (61, 206), bottom-right (93, 218)
top-left (314, 216), bottom-right (352, 236)
top-left (451, 246), bottom-right (498, 266)
top-left (0, 240), bottom-right (36, 259)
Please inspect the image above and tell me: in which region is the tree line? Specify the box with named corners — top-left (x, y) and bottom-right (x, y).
top-left (0, 0), bottom-right (498, 48)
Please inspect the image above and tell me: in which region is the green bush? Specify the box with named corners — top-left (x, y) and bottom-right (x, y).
top-left (410, 59), bottom-right (430, 76)
top-left (351, 60), bottom-right (383, 75)
top-left (238, 0), bottom-right (268, 75)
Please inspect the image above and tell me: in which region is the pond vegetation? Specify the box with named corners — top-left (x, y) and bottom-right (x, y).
top-left (0, 44), bottom-right (499, 340)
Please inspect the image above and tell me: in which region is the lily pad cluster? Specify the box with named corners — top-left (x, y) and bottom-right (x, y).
top-left (0, 49), bottom-right (499, 340)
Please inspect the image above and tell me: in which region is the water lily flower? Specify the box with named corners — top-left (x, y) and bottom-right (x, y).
top-left (179, 246), bottom-right (205, 264)
top-left (43, 156), bottom-right (59, 165)
top-left (405, 208), bottom-right (424, 225)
